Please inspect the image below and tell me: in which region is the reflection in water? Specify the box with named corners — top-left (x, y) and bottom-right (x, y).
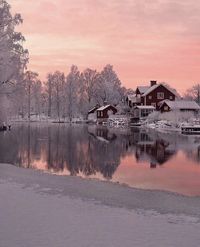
top-left (1, 123), bottom-right (200, 195)
top-left (0, 124), bottom-right (123, 179)
top-left (131, 129), bottom-right (176, 168)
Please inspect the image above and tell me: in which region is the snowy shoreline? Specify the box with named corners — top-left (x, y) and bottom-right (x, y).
top-left (1, 163), bottom-right (200, 217)
top-left (1, 163), bottom-right (200, 247)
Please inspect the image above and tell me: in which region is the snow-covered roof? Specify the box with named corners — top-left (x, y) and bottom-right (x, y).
top-left (137, 86), bottom-right (150, 94)
top-left (88, 106), bottom-right (98, 114)
top-left (142, 84), bottom-right (158, 96)
top-left (142, 84), bottom-right (177, 97)
top-left (134, 106), bottom-right (155, 110)
top-left (127, 94), bottom-right (137, 103)
top-left (97, 105), bottom-right (117, 111)
top-left (161, 100), bottom-right (200, 110)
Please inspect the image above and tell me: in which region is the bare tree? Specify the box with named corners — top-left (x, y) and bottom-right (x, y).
top-left (184, 83), bottom-right (200, 104)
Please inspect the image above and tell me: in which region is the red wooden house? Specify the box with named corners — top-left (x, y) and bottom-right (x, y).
top-left (96, 105), bottom-right (117, 124)
top-left (127, 81), bottom-right (177, 110)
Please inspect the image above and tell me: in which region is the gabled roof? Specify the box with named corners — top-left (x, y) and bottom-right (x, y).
top-left (160, 100), bottom-right (200, 110)
top-left (142, 83), bottom-right (177, 97)
top-left (127, 94), bottom-right (138, 103)
top-left (97, 105), bottom-right (117, 111)
top-left (136, 86), bottom-right (150, 94)
top-left (88, 106), bottom-right (99, 114)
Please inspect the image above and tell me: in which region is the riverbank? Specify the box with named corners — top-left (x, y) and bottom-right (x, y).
top-left (1, 163), bottom-right (200, 247)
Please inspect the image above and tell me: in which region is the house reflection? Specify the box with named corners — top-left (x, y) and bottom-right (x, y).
top-left (1, 124), bottom-right (200, 180)
top-left (131, 129), bottom-right (176, 168)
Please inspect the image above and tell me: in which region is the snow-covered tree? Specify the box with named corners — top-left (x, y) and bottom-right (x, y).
top-left (23, 71), bottom-right (39, 120)
top-left (51, 71), bottom-right (66, 121)
top-left (66, 65), bottom-right (80, 121)
top-left (32, 79), bottom-right (43, 117)
top-left (45, 73), bottom-right (53, 118)
top-left (80, 68), bottom-right (101, 117)
top-left (0, 0), bottom-right (28, 85)
top-left (0, 0), bottom-right (28, 123)
top-left (81, 68), bottom-right (101, 104)
top-left (98, 64), bottom-right (122, 105)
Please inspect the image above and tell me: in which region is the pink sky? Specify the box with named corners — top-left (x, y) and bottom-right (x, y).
top-left (9, 0), bottom-right (200, 94)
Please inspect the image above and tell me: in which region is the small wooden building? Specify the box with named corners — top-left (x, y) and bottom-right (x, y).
top-left (96, 105), bottom-right (117, 124)
top-left (159, 100), bottom-right (200, 113)
top-left (132, 105), bottom-right (155, 119)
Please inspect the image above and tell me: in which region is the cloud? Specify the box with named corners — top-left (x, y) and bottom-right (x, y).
top-left (9, 0), bottom-right (200, 93)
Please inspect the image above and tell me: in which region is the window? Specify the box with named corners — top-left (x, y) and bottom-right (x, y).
top-left (157, 92), bottom-right (164, 99)
top-left (141, 109), bottom-right (153, 118)
top-left (164, 106), bottom-right (169, 111)
top-left (169, 96), bottom-right (173, 100)
top-left (149, 95), bottom-right (152, 100)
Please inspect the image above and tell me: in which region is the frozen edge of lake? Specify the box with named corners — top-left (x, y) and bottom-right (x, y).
top-left (1, 163), bottom-right (200, 219)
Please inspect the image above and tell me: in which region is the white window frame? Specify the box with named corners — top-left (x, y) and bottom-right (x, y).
top-left (157, 92), bottom-right (164, 99)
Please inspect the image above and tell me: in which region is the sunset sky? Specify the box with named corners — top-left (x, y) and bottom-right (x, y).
top-left (9, 0), bottom-right (200, 94)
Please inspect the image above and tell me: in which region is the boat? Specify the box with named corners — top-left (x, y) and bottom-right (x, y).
top-left (181, 125), bottom-right (200, 135)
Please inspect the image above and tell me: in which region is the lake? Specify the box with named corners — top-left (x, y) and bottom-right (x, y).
top-left (1, 123), bottom-right (200, 196)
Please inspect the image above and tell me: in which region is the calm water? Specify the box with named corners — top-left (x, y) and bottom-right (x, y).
top-left (1, 123), bottom-right (200, 196)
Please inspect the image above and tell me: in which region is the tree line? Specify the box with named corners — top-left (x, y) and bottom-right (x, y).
top-left (1, 0), bottom-right (200, 123)
top-left (11, 65), bottom-right (127, 121)
top-left (0, 0), bottom-right (129, 122)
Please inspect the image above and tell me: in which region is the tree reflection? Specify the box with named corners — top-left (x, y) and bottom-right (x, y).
top-left (1, 124), bottom-right (200, 179)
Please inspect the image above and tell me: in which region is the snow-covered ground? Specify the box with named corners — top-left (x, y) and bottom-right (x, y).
top-left (1, 163), bottom-right (200, 247)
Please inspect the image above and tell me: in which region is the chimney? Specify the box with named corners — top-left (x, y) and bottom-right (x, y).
top-left (150, 80), bottom-right (157, 87)
top-left (103, 100), bottom-right (108, 106)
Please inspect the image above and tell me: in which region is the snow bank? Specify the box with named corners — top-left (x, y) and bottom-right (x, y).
top-left (1, 163), bottom-right (200, 247)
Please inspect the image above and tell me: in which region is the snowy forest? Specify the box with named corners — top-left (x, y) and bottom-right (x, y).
top-left (0, 0), bottom-right (199, 123)
top-left (0, 0), bottom-right (132, 123)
